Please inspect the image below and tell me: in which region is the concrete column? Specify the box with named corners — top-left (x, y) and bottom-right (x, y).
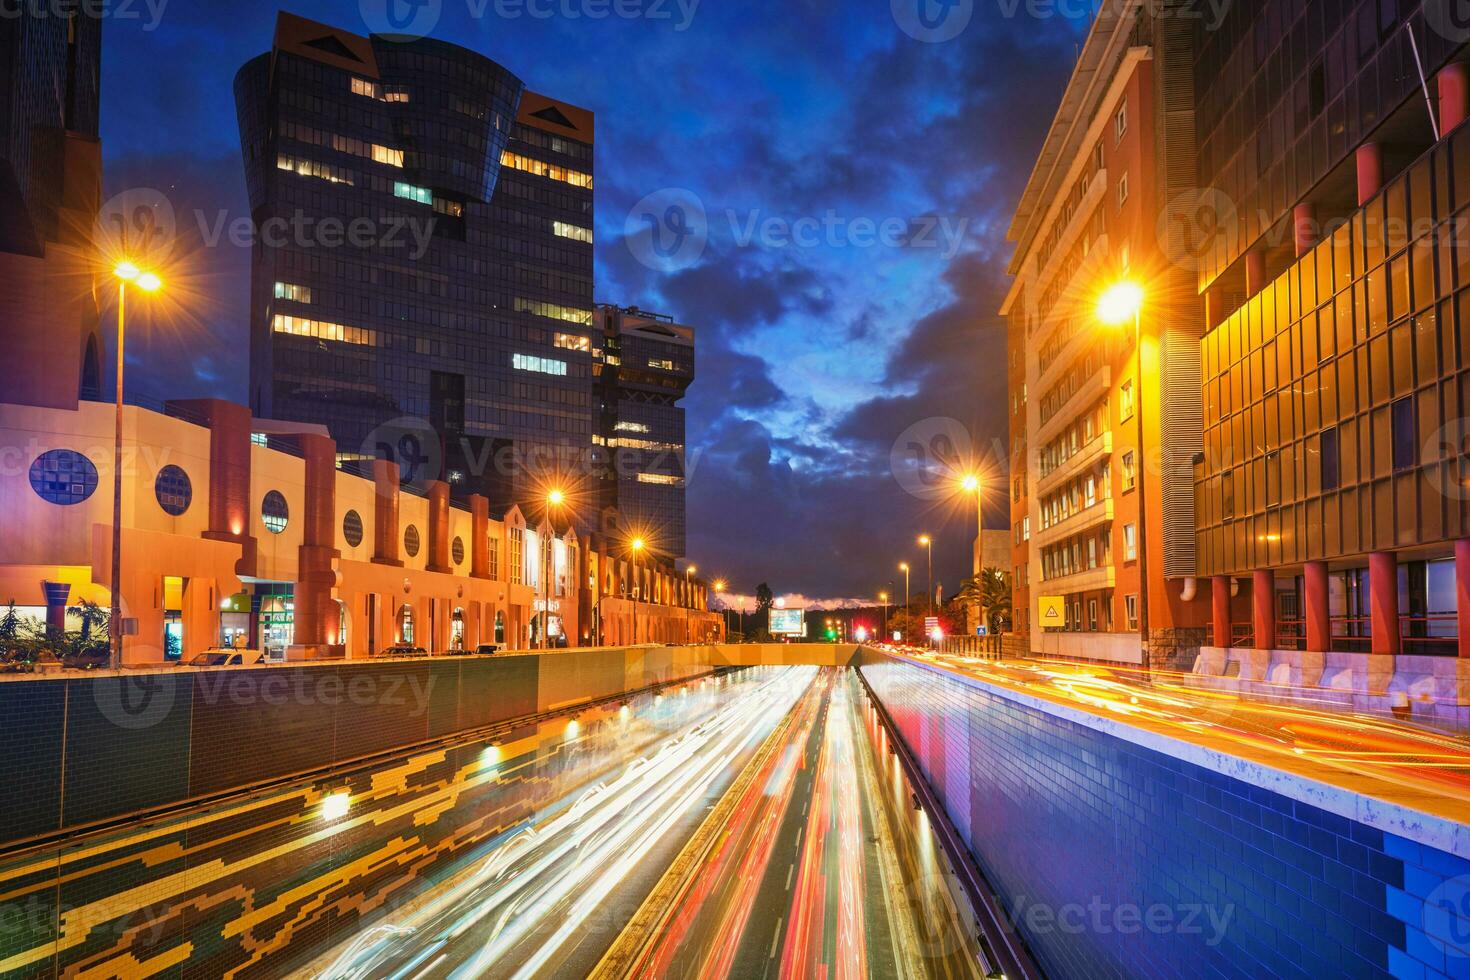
top-left (1441, 63), bottom-right (1470, 135)
top-left (426, 480), bottom-right (451, 573)
top-left (1293, 203), bottom-right (1318, 258)
top-left (1252, 569), bottom-right (1275, 650)
top-left (1211, 576), bottom-right (1231, 648)
top-left (170, 398), bottom-right (257, 574)
top-left (292, 434), bottom-right (338, 657)
top-left (1245, 251), bottom-right (1267, 297)
top-left (1456, 539), bottom-right (1470, 658)
top-left (42, 581), bottom-right (70, 640)
top-left (470, 495), bottom-right (490, 579)
top-left (1304, 561), bottom-right (1330, 654)
top-left (372, 460), bottom-right (402, 566)
top-left (1357, 143), bottom-right (1384, 205)
top-left (1369, 551), bottom-right (1400, 656)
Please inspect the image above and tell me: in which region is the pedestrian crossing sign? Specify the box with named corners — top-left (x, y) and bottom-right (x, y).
top-left (1038, 596), bottom-right (1065, 629)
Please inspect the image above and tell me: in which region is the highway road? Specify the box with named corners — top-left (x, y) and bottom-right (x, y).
top-left (309, 665), bottom-right (988, 980)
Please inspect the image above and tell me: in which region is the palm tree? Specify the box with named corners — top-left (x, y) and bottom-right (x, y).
top-left (979, 567), bottom-right (1012, 634)
top-left (952, 576), bottom-right (985, 635)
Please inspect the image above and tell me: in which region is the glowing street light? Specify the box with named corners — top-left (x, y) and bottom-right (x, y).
top-left (1099, 279), bottom-right (1150, 654)
top-left (898, 562), bottom-right (911, 642)
top-left (108, 261), bottom-right (163, 669)
top-left (538, 488), bottom-right (567, 650)
top-left (917, 534), bottom-right (934, 630)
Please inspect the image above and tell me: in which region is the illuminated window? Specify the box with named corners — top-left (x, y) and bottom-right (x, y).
top-left (1124, 523), bottom-right (1137, 561)
top-left (274, 282), bottom-right (312, 303)
top-left (371, 144), bottom-right (404, 167)
top-left (1124, 594), bottom-right (1138, 631)
top-left (648, 358), bottom-right (676, 371)
top-left (272, 314), bottom-right (377, 347)
top-left (250, 433), bottom-right (269, 447)
top-left (262, 491), bottom-right (289, 534)
top-left (637, 473), bottom-right (684, 486)
top-left (512, 353), bottom-right (568, 376)
top-left (500, 150), bottom-right (592, 188)
top-left (277, 154), bottom-right (354, 185)
top-left (384, 86), bottom-right (410, 103)
top-left (350, 78), bottom-right (381, 99)
top-left (553, 221), bottom-right (592, 243)
top-left (434, 197), bottom-right (463, 217)
top-left (554, 332), bottom-right (591, 352)
top-left (1122, 452), bottom-right (1136, 491)
top-left (514, 297), bottom-right (592, 325)
top-left (394, 181), bottom-right (432, 205)
top-left (1120, 380), bottom-right (1134, 421)
top-left (614, 421), bottom-right (650, 433)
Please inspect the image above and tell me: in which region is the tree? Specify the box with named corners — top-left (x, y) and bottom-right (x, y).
top-left (979, 567), bottom-right (1012, 634)
top-left (754, 583), bottom-right (774, 615)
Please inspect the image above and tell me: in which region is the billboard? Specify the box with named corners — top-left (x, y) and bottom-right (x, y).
top-left (769, 608), bottom-right (806, 636)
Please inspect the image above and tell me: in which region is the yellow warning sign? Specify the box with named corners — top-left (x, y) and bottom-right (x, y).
top-left (1037, 596), bottom-right (1065, 629)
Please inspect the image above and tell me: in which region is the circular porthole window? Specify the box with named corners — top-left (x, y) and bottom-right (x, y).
top-left (262, 490), bottom-right (289, 533)
top-left (343, 509), bottom-right (364, 547)
top-left (154, 464), bottom-right (192, 516)
top-left (452, 536), bottom-right (466, 565)
top-left (404, 524), bottom-right (421, 557)
top-left (29, 450), bottom-right (99, 505)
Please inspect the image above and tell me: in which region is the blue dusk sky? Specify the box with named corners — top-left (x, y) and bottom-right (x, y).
top-left (101, 0), bottom-right (1089, 604)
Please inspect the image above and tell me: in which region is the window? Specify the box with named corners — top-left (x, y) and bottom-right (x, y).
top-left (1114, 100), bottom-right (1128, 142)
top-left (500, 150), bottom-right (592, 188)
top-left (343, 510), bottom-right (364, 548)
top-left (384, 86), bottom-right (410, 103)
top-left (554, 332), bottom-right (591, 352)
top-left (1122, 452), bottom-right (1136, 491)
top-left (154, 465), bottom-right (192, 516)
top-left (1392, 397), bottom-right (1416, 470)
top-left (1117, 172), bottom-right (1129, 207)
top-left (1023, 516), bottom-right (1031, 541)
top-left (510, 528), bottom-right (524, 584)
top-left (489, 538), bottom-right (500, 580)
top-left (274, 282), bottom-right (312, 303)
top-left (1124, 594), bottom-right (1139, 631)
top-left (433, 196), bottom-right (463, 217)
top-left (452, 537), bottom-right (466, 565)
top-left (1120, 380), bottom-right (1135, 420)
top-left (277, 154), bottom-right (353, 185)
top-left (512, 353), bottom-right (568, 376)
top-left (1320, 426), bottom-right (1340, 490)
top-left (637, 473), bottom-right (684, 486)
top-left (261, 491), bottom-right (289, 533)
top-left (1124, 523), bottom-right (1137, 561)
top-left (515, 298), bottom-right (593, 324)
top-left (553, 221), bottom-right (592, 243)
top-left (404, 525), bottom-right (421, 558)
top-left (648, 358), bottom-right (676, 370)
top-left (273, 314), bottom-right (376, 347)
top-left (1087, 600), bottom-right (1099, 631)
top-left (29, 450), bottom-right (98, 506)
top-left (615, 421), bottom-right (650, 433)
top-left (393, 181), bottom-right (432, 205)
top-left (350, 77), bottom-right (382, 99)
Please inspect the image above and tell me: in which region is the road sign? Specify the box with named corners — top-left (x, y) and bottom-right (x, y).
top-left (976, 625), bottom-right (988, 636)
top-left (1037, 596), bottom-right (1065, 629)
top-left (924, 616), bottom-right (939, 631)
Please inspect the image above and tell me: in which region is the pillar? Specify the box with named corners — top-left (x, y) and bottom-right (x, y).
top-left (372, 459), bottom-right (402, 566)
top-left (170, 398), bottom-right (257, 574)
top-left (1357, 143), bottom-right (1384, 206)
top-left (1245, 251), bottom-right (1266, 297)
top-left (292, 434), bottom-right (338, 656)
top-left (426, 480), bottom-right (451, 573)
top-left (1293, 203), bottom-right (1317, 257)
top-left (470, 495), bottom-right (490, 579)
top-left (1456, 540), bottom-right (1470, 658)
top-left (1304, 561), bottom-right (1330, 654)
top-left (1369, 551), bottom-right (1400, 656)
top-left (1211, 576), bottom-right (1231, 648)
top-left (1252, 569), bottom-right (1275, 650)
top-left (1440, 63), bottom-right (1469, 135)
top-left (42, 581), bottom-right (70, 640)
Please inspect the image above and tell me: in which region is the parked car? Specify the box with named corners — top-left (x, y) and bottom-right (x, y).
top-left (472, 644), bottom-right (500, 656)
top-left (183, 650), bottom-right (266, 667)
top-left (374, 645), bottom-right (427, 658)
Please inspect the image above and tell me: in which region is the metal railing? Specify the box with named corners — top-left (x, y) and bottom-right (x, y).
top-left (1273, 618), bottom-right (1305, 651)
top-left (1401, 614), bottom-right (1457, 656)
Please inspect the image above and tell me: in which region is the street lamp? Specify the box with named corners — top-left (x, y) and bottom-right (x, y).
top-left (898, 562), bottom-right (910, 642)
top-left (918, 533), bottom-right (934, 623)
top-left (879, 590), bottom-right (889, 642)
top-left (961, 473), bottom-right (982, 557)
top-left (538, 488), bottom-right (565, 650)
top-left (683, 564), bottom-right (696, 644)
top-left (630, 537), bottom-right (646, 644)
top-left (108, 261), bottom-right (162, 669)
top-left (1098, 280), bottom-right (1149, 658)
top-left (713, 578), bottom-right (728, 641)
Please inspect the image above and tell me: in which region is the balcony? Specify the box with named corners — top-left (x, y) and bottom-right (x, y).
top-left (1038, 564), bottom-right (1116, 594)
top-left (1036, 432), bottom-right (1112, 498)
top-left (1035, 366), bottom-right (1111, 448)
top-left (1034, 497), bottom-right (1113, 550)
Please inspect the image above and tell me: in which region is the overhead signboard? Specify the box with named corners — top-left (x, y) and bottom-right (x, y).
top-left (1038, 596), bottom-right (1065, 630)
top-left (769, 608), bottom-right (806, 636)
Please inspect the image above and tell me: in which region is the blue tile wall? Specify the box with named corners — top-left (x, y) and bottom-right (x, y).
top-left (861, 657), bottom-right (1470, 980)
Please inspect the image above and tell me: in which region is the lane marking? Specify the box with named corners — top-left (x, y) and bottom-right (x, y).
top-left (784, 862), bottom-right (794, 891)
top-left (768, 917), bottom-right (784, 959)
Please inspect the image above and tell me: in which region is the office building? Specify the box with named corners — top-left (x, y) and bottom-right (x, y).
top-left (1001, 4), bottom-right (1209, 666)
top-left (593, 305), bottom-right (694, 558)
top-left (235, 12), bottom-right (595, 507)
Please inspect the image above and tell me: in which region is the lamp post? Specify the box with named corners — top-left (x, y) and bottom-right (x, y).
top-left (962, 473), bottom-right (982, 558)
top-left (538, 488), bottom-right (564, 650)
top-left (684, 564), bottom-right (696, 644)
top-left (879, 590), bottom-right (889, 643)
top-left (918, 534), bottom-right (934, 641)
top-left (630, 537), bottom-right (645, 644)
top-left (1098, 281), bottom-right (1149, 660)
top-left (898, 562), bottom-right (910, 642)
top-left (713, 579), bottom-right (727, 641)
top-left (108, 262), bottom-right (162, 669)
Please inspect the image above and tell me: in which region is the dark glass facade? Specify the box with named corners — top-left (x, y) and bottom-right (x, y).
top-left (593, 306), bottom-right (694, 558)
top-left (235, 13), bottom-right (594, 507)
